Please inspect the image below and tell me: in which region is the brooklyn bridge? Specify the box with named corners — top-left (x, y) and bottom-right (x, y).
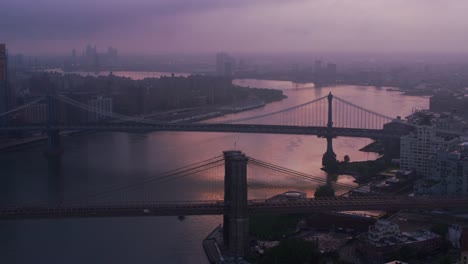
top-left (1, 151), bottom-right (467, 257)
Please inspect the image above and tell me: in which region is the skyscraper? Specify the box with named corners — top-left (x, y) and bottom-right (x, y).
top-left (0, 43), bottom-right (9, 116)
top-left (71, 49), bottom-right (77, 67)
top-left (216, 52), bottom-right (235, 77)
top-left (314, 60), bottom-right (322, 74)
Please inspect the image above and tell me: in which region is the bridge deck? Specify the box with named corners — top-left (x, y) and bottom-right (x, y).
top-left (1, 196), bottom-right (467, 220)
top-left (0, 123), bottom-right (406, 138)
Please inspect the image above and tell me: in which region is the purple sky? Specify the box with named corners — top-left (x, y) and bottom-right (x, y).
top-left (1, 0), bottom-right (468, 55)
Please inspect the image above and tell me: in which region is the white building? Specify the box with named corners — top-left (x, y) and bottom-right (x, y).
top-left (400, 111), bottom-right (461, 176)
top-left (368, 220), bottom-right (400, 245)
top-left (87, 96), bottom-right (112, 122)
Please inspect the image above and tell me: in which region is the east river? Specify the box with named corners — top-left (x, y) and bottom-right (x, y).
top-left (0, 73), bottom-right (429, 263)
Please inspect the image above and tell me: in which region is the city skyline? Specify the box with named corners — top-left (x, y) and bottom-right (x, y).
top-left (2, 0), bottom-right (468, 55)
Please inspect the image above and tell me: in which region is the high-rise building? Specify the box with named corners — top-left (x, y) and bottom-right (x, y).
top-left (87, 96), bottom-right (113, 122)
top-left (400, 112), bottom-right (460, 176)
top-left (0, 43), bottom-right (10, 116)
top-left (422, 142), bottom-right (468, 195)
top-left (71, 49), bottom-right (77, 67)
top-left (314, 60), bottom-right (322, 74)
top-left (326, 63), bottom-right (337, 76)
top-left (216, 52), bottom-right (235, 77)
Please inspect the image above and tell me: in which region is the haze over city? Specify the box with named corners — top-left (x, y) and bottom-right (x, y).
top-left (2, 1), bottom-right (468, 264)
top-left (2, 0), bottom-right (468, 55)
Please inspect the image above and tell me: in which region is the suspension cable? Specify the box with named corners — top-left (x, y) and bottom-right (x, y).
top-left (334, 96), bottom-right (394, 120)
top-left (222, 95), bottom-right (328, 123)
top-left (66, 156), bottom-right (224, 203)
top-left (0, 96), bottom-right (45, 117)
top-left (248, 158), bottom-right (355, 189)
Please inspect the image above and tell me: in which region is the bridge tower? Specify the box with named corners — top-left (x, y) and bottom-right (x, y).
top-left (223, 150), bottom-right (249, 257)
top-left (44, 93), bottom-right (63, 156)
top-left (322, 92), bottom-right (337, 166)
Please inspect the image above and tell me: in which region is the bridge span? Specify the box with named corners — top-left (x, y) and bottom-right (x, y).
top-left (2, 195), bottom-right (467, 220)
top-left (1, 150), bottom-right (467, 257)
top-left (0, 123), bottom-right (407, 139)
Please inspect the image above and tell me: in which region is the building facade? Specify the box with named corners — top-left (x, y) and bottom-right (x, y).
top-left (20, 103), bottom-right (47, 123)
top-left (87, 96), bottom-right (113, 122)
top-left (368, 220), bottom-right (400, 245)
top-left (422, 142), bottom-right (468, 195)
top-left (215, 52), bottom-right (235, 77)
top-left (400, 111), bottom-right (461, 176)
top-left (358, 220), bottom-right (442, 264)
top-left (0, 43), bottom-right (9, 116)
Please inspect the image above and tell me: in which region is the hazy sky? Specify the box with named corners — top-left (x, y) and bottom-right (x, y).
top-left (1, 0), bottom-right (468, 55)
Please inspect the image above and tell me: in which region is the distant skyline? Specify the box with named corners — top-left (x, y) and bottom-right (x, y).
top-left (2, 0), bottom-right (468, 55)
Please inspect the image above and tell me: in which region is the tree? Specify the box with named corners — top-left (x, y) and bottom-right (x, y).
top-left (344, 155), bottom-right (350, 163)
top-left (259, 239), bottom-right (321, 264)
top-left (314, 185), bottom-right (335, 198)
top-left (431, 223), bottom-right (449, 237)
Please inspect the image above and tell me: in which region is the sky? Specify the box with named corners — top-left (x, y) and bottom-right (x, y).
top-left (1, 0), bottom-right (468, 55)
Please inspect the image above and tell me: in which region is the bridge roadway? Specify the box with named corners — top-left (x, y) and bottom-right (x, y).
top-left (0, 123), bottom-right (406, 139)
top-left (1, 195), bottom-right (467, 220)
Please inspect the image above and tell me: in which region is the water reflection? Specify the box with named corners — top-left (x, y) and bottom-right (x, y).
top-left (47, 156), bottom-right (64, 205)
top-left (0, 79), bottom-right (429, 264)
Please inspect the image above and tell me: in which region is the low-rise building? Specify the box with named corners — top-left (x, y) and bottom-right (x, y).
top-left (357, 220), bottom-right (442, 264)
top-left (368, 220), bottom-right (400, 245)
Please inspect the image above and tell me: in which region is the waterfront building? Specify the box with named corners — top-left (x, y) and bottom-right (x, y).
top-left (418, 142), bottom-right (468, 195)
top-left (435, 112), bottom-right (466, 132)
top-left (400, 111), bottom-right (460, 176)
top-left (406, 109), bottom-right (466, 132)
top-left (358, 220), bottom-right (441, 263)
